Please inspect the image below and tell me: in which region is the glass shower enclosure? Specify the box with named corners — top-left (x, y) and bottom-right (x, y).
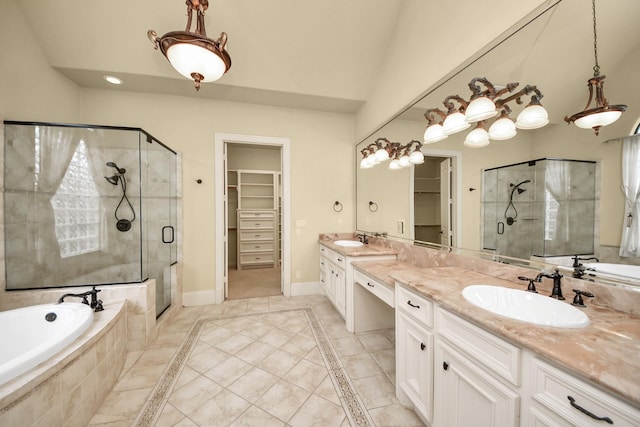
top-left (482, 158), bottom-right (597, 261)
top-left (3, 121), bottom-right (177, 317)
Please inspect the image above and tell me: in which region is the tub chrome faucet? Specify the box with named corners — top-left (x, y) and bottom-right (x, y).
top-left (57, 286), bottom-right (104, 312)
top-left (535, 269), bottom-right (565, 300)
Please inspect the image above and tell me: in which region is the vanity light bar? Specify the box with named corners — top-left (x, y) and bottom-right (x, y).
top-left (359, 138), bottom-right (424, 169)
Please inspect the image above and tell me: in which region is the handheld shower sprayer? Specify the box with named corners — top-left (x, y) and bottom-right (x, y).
top-left (104, 161), bottom-right (136, 231)
top-left (505, 179), bottom-right (531, 225)
top-left (104, 162), bottom-right (127, 185)
top-left (106, 161), bottom-right (126, 174)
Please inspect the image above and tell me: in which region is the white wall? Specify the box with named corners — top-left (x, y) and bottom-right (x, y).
top-left (0, 1), bottom-right (355, 300)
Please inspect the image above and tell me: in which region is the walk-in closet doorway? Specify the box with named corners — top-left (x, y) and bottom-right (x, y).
top-left (214, 134), bottom-right (291, 303)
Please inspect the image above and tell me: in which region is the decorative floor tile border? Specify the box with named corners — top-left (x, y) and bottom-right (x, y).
top-left (133, 307), bottom-right (373, 427)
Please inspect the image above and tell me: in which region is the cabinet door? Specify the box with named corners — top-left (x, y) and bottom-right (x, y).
top-left (397, 311), bottom-right (433, 423)
top-left (326, 261), bottom-right (337, 305)
top-left (434, 339), bottom-right (520, 427)
top-left (334, 266), bottom-right (346, 317)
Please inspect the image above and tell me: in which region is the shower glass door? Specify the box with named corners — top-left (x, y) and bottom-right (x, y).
top-left (140, 132), bottom-right (177, 317)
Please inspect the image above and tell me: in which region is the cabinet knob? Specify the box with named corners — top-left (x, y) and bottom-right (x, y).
top-left (420, 343), bottom-right (426, 351)
top-left (443, 361), bottom-right (449, 371)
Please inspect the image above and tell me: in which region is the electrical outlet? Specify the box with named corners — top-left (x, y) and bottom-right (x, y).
top-left (295, 270), bottom-right (301, 279)
top-left (397, 220), bottom-right (404, 234)
top-left (337, 219), bottom-right (343, 227)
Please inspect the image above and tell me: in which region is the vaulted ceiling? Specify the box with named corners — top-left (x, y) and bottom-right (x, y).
top-left (16, 0), bottom-right (640, 124)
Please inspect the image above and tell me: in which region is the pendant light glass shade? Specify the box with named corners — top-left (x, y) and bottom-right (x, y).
top-left (148, 0), bottom-right (231, 91)
top-left (442, 111), bottom-right (471, 135)
top-left (398, 155), bottom-right (411, 168)
top-left (424, 124), bottom-right (447, 143)
top-left (166, 40), bottom-right (228, 82)
top-left (360, 157), bottom-right (373, 169)
top-left (574, 109), bottom-right (623, 129)
top-left (465, 97), bottom-right (498, 123)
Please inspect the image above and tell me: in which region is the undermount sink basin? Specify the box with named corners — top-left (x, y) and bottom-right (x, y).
top-left (461, 285), bottom-right (589, 328)
top-left (333, 240), bottom-right (364, 247)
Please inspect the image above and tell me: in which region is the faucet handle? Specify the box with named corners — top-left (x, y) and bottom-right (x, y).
top-left (571, 289), bottom-right (594, 307)
top-left (517, 276), bottom-right (538, 293)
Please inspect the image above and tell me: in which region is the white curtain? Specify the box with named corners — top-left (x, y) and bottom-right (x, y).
top-left (619, 134), bottom-right (640, 257)
top-left (545, 160), bottom-right (570, 243)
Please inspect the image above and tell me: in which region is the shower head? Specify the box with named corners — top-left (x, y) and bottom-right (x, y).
top-left (105, 175), bottom-right (120, 185)
top-left (106, 161), bottom-right (126, 174)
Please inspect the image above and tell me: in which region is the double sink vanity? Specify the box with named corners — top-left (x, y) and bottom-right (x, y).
top-left (318, 234), bottom-right (640, 427)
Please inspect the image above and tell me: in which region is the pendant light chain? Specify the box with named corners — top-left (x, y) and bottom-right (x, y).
top-left (592, 0), bottom-right (600, 76)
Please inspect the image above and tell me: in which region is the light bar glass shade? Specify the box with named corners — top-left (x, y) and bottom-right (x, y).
top-left (464, 126), bottom-right (490, 148)
top-left (409, 150), bottom-right (425, 164)
top-left (515, 104), bottom-right (549, 129)
top-left (465, 97), bottom-right (498, 123)
top-left (443, 112), bottom-right (471, 135)
top-left (424, 124), bottom-right (447, 143)
top-left (489, 117), bottom-right (517, 140)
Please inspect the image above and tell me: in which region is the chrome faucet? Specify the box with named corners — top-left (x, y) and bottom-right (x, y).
top-left (57, 286), bottom-right (104, 312)
top-left (535, 269), bottom-right (565, 300)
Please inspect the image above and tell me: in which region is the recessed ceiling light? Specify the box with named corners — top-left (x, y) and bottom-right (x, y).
top-left (103, 75), bottom-right (123, 85)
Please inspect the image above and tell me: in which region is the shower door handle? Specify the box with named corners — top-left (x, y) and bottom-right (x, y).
top-left (497, 222), bottom-right (505, 235)
top-left (162, 226), bottom-right (175, 244)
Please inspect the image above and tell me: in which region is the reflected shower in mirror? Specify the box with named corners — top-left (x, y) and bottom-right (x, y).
top-left (355, 0), bottom-right (640, 286)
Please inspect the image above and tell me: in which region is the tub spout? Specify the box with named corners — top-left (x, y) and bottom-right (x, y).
top-left (57, 286), bottom-right (104, 312)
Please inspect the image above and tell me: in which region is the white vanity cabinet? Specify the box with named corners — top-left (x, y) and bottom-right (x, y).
top-left (525, 358), bottom-right (640, 427)
top-left (396, 286), bottom-right (435, 424)
top-left (319, 243), bottom-right (395, 329)
top-left (434, 308), bottom-right (521, 427)
top-left (394, 283), bottom-right (640, 427)
top-left (319, 245), bottom-right (346, 317)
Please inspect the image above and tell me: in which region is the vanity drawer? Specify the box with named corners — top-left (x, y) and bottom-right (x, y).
top-left (354, 270), bottom-right (394, 307)
top-left (240, 230), bottom-right (275, 241)
top-left (436, 308), bottom-right (521, 386)
top-left (239, 253), bottom-right (275, 265)
top-left (531, 358), bottom-right (640, 427)
top-left (397, 285), bottom-right (433, 328)
top-left (325, 248), bottom-right (346, 270)
top-left (239, 242), bottom-right (275, 252)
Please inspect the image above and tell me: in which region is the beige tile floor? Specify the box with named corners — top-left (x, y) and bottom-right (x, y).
top-left (88, 295), bottom-right (424, 427)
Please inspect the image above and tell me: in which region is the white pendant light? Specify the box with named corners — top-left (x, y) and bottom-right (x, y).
top-left (409, 150), bottom-right (425, 164)
top-left (388, 158), bottom-right (402, 170)
top-left (564, 0), bottom-right (626, 135)
top-left (374, 146), bottom-right (390, 162)
top-left (148, 0), bottom-right (231, 91)
top-left (398, 154), bottom-right (411, 168)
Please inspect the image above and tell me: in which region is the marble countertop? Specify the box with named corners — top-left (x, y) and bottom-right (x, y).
top-left (351, 261), bottom-right (640, 408)
top-left (318, 240), bottom-right (398, 257)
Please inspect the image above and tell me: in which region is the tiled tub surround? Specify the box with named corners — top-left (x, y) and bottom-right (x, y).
top-left (350, 256), bottom-right (640, 409)
top-left (0, 300), bottom-right (127, 427)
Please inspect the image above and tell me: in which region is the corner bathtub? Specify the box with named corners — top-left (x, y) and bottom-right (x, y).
top-left (0, 303), bottom-right (93, 387)
top-left (584, 263), bottom-right (640, 282)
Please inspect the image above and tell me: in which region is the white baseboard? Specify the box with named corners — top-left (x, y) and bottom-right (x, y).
top-left (291, 281), bottom-right (324, 296)
top-left (182, 290), bottom-right (217, 306)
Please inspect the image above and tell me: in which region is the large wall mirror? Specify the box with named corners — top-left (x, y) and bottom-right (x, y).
top-left (356, 0), bottom-right (640, 286)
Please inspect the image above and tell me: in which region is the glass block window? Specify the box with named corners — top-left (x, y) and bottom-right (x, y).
top-left (51, 141), bottom-right (101, 257)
